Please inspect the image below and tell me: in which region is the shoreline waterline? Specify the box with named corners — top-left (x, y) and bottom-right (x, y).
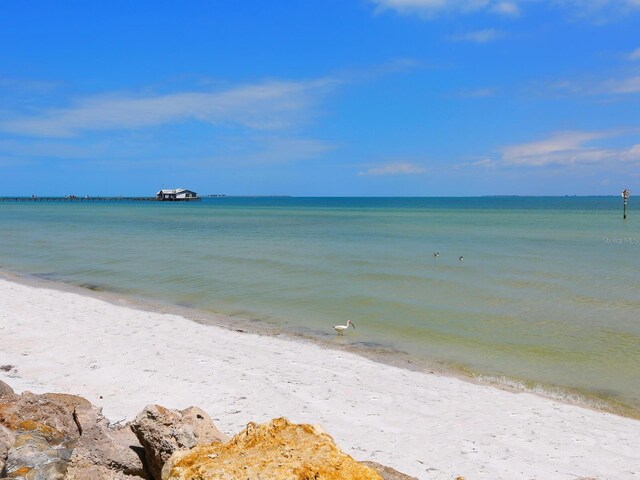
top-left (3, 268), bottom-right (638, 421)
top-left (2, 272), bottom-right (640, 479)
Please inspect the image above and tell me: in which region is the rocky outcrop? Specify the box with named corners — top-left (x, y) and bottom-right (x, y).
top-left (131, 405), bottom-right (228, 480)
top-left (0, 382), bottom-right (415, 480)
top-left (362, 461), bottom-right (419, 480)
top-left (0, 387), bottom-right (146, 480)
top-left (162, 417), bottom-right (384, 480)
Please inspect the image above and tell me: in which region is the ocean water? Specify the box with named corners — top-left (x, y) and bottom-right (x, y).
top-left (1, 197), bottom-right (639, 414)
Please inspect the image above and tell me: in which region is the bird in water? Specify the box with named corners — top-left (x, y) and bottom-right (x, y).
top-left (334, 319), bottom-right (355, 335)
top-left (459, 256), bottom-right (464, 262)
top-left (433, 252), bottom-right (440, 257)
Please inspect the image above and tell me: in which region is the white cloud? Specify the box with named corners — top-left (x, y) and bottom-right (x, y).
top-left (370, 0), bottom-right (498, 17)
top-left (460, 130), bottom-right (640, 170)
top-left (0, 78), bottom-right (339, 137)
top-left (554, 0), bottom-right (640, 15)
top-left (622, 144), bottom-right (640, 160)
top-left (629, 48), bottom-right (640, 60)
top-left (358, 162), bottom-right (426, 176)
top-left (370, 0), bottom-right (640, 18)
top-left (491, 2), bottom-right (521, 15)
top-left (546, 74), bottom-right (640, 96)
top-left (501, 131), bottom-right (605, 162)
top-left (457, 87), bottom-right (496, 97)
top-left (469, 158), bottom-right (497, 168)
top-left (603, 75), bottom-right (640, 94)
top-left (499, 130), bottom-right (640, 167)
top-left (449, 29), bottom-right (504, 43)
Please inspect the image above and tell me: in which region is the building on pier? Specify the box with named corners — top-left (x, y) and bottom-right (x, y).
top-left (155, 188), bottom-right (198, 201)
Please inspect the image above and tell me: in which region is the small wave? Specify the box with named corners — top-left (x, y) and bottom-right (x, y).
top-left (79, 283), bottom-right (103, 292)
top-left (474, 374), bottom-right (640, 419)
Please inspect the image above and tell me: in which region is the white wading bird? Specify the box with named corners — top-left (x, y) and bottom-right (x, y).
top-left (334, 319), bottom-right (356, 335)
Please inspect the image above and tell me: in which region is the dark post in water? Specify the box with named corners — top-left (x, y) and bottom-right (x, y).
top-left (622, 189), bottom-right (630, 220)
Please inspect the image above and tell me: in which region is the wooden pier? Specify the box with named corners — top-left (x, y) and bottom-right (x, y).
top-left (0, 196), bottom-right (199, 203)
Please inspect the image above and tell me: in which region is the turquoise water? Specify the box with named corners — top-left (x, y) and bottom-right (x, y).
top-left (1, 197), bottom-right (639, 414)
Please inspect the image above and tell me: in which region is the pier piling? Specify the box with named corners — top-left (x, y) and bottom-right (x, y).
top-left (622, 189), bottom-right (630, 220)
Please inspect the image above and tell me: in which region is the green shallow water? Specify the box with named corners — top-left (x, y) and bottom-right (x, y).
top-left (1, 197), bottom-right (639, 414)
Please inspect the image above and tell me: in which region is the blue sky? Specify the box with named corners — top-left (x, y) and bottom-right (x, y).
top-left (1, 0), bottom-right (639, 196)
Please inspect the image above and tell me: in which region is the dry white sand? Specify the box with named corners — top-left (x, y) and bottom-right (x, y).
top-left (0, 277), bottom-right (638, 480)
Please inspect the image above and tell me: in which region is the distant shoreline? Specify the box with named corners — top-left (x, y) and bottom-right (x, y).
top-left (0, 194), bottom-right (625, 199)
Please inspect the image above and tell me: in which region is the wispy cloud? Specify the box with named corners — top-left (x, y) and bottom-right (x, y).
top-left (456, 87), bottom-right (497, 97)
top-left (460, 129), bottom-right (640, 170)
top-left (554, 0), bottom-right (640, 20)
top-left (370, 0), bottom-right (640, 19)
top-left (491, 2), bottom-right (520, 16)
top-left (449, 29), bottom-right (505, 43)
top-left (545, 73), bottom-right (640, 96)
top-left (499, 130), bottom-right (640, 167)
top-left (339, 57), bottom-right (423, 84)
top-left (602, 75), bottom-right (640, 94)
top-left (0, 78), bottom-right (339, 138)
top-left (358, 162), bottom-right (426, 176)
top-left (461, 158), bottom-right (498, 168)
top-left (629, 48), bottom-right (640, 60)
top-left (501, 131), bottom-right (607, 164)
top-left (370, 0), bottom-right (513, 18)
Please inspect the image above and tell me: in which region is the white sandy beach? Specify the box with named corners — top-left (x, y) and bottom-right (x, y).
top-left (0, 277), bottom-right (638, 480)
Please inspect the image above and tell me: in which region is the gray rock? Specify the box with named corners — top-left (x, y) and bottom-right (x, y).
top-left (66, 405), bottom-right (147, 479)
top-left (1, 390), bottom-right (146, 479)
top-left (0, 391), bottom-right (91, 440)
top-left (0, 425), bottom-right (15, 475)
top-left (361, 461), bottom-right (419, 480)
top-left (3, 431), bottom-right (69, 480)
top-left (0, 390), bottom-right (80, 479)
top-left (0, 381), bottom-right (13, 398)
top-left (131, 405), bottom-right (228, 480)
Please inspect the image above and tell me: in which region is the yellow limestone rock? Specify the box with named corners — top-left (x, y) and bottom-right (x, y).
top-left (162, 417), bottom-right (383, 480)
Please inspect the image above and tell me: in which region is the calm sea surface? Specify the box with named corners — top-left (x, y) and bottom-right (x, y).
top-left (1, 197), bottom-right (639, 414)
